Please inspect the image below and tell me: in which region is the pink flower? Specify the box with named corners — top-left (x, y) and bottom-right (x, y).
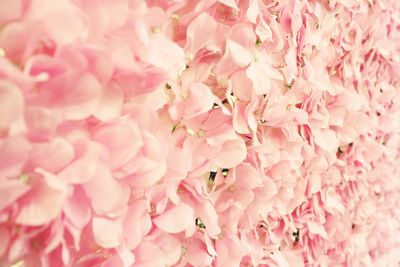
top-left (0, 0), bottom-right (400, 266)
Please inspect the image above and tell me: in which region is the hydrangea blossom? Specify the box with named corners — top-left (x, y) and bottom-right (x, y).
top-left (0, 0), bottom-right (400, 266)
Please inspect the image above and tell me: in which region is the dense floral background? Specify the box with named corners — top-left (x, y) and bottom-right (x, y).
top-left (0, 0), bottom-right (400, 266)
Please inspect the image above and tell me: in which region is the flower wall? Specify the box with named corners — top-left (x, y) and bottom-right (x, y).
top-left (0, 0), bottom-right (400, 266)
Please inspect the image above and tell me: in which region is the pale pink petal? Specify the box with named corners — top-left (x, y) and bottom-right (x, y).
top-left (25, 107), bottom-right (61, 141)
top-left (233, 100), bottom-right (251, 134)
top-left (307, 173), bottom-right (322, 196)
top-left (0, 179), bottom-right (30, 210)
top-left (16, 169), bottom-right (67, 226)
top-left (212, 139), bottom-right (247, 168)
top-left (0, 136), bottom-right (31, 178)
top-left (184, 83), bottom-right (215, 119)
top-left (0, 80), bottom-right (24, 130)
top-left (40, 8), bottom-right (86, 45)
top-left (307, 221), bottom-right (329, 240)
top-left (231, 70), bottom-right (253, 101)
top-left (140, 38), bottom-right (186, 76)
top-left (185, 237), bottom-right (213, 267)
top-left (113, 65), bottom-right (166, 98)
top-left (92, 84), bottom-right (123, 121)
top-left (153, 203), bottom-right (194, 233)
top-left (58, 141), bottom-right (100, 184)
top-left (246, 62), bottom-right (271, 95)
top-left (116, 244), bottom-right (135, 267)
top-left (92, 119), bottom-right (142, 170)
top-left (255, 14), bottom-right (273, 42)
top-left (216, 235), bottom-right (247, 267)
top-left (0, 0), bottom-right (23, 24)
top-left (134, 240), bottom-right (164, 266)
top-left (313, 129), bottom-right (339, 153)
top-left (186, 13), bottom-right (218, 55)
top-left (28, 138), bottom-right (74, 173)
top-left (124, 132), bottom-right (167, 187)
top-left (322, 187), bottom-right (345, 215)
top-left (81, 47), bottom-right (114, 84)
top-left (218, 0), bottom-right (239, 10)
top-left (44, 218), bottom-right (65, 254)
top-left (83, 163), bottom-right (129, 217)
top-left (99, 0), bottom-right (129, 30)
top-left (155, 232), bottom-right (182, 266)
top-left (234, 164), bottom-right (261, 189)
top-left (63, 186), bottom-right (91, 230)
top-left (45, 72), bottom-right (102, 120)
top-left (123, 200), bottom-right (152, 250)
top-left (246, 0), bottom-right (259, 23)
top-left (92, 217), bottom-right (123, 248)
top-left (226, 40), bottom-right (253, 67)
top-left (197, 201), bottom-right (221, 237)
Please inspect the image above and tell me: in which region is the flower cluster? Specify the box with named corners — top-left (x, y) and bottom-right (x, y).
top-left (1, 0), bottom-right (400, 266)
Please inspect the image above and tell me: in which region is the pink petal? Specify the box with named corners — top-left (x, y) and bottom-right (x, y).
top-left (58, 141), bottom-right (100, 184)
top-left (307, 173), bottom-right (322, 196)
top-left (0, 225), bottom-right (10, 257)
top-left (116, 244), bottom-right (135, 267)
top-left (123, 200), bottom-right (152, 250)
top-left (114, 64), bottom-right (166, 98)
top-left (197, 201), bottom-right (221, 237)
top-left (233, 100), bottom-right (251, 134)
top-left (246, 62), bottom-right (270, 95)
top-left (0, 179), bottom-right (30, 210)
top-left (92, 83), bottom-right (123, 121)
top-left (45, 72), bottom-right (102, 120)
top-left (92, 217), bottom-right (123, 248)
top-left (185, 237), bottom-right (213, 267)
top-left (99, 0), bottom-right (129, 30)
top-left (63, 186), bottom-right (91, 230)
top-left (0, 80), bottom-right (24, 130)
top-left (246, 0), bottom-right (260, 23)
top-left (307, 221), bottom-right (329, 240)
top-left (140, 38), bottom-right (186, 76)
top-left (322, 187), bottom-right (345, 215)
top-left (134, 240), bottom-right (164, 266)
top-left (83, 163), bottom-right (129, 217)
top-left (92, 119), bottom-right (142, 170)
top-left (25, 107), bottom-right (61, 141)
top-left (218, 0), bottom-right (239, 10)
top-left (313, 129), bottom-right (339, 153)
top-left (281, 251), bottom-right (305, 267)
top-left (40, 7), bottom-right (86, 45)
top-left (216, 235), bottom-right (247, 267)
top-left (0, 0), bottom-right (23, 24)
top-left (212, 139), bottom-right (247, 168)
top-left (184, 83), bottom-right (215, 119)
top-left (81, 47), bottom-right (114, 84)
top-left (0, 136), bottom-right (32, 178)
top-left (234, 164), bottom-right (261, 189)
top-left (186, 13), bottom-right (218, 55)
top-left (231, 71), bottom-right (253, 101)
top-left (227, 40), bottom-right (253, 67)
top-left (44, 218), bottom-right (65, 254)
top-left (125, 132), bottom-right (167, 188)
top-left (16, 169), bottom-right (67, 226)
top-left (153, 203), bottom-right (194, 234)
top-left (255, 14), bottom-right (272, 42)
top-left (154, 232), bottom-right (182, 266)
top-left (28, 138), bottom-right (74, 173)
